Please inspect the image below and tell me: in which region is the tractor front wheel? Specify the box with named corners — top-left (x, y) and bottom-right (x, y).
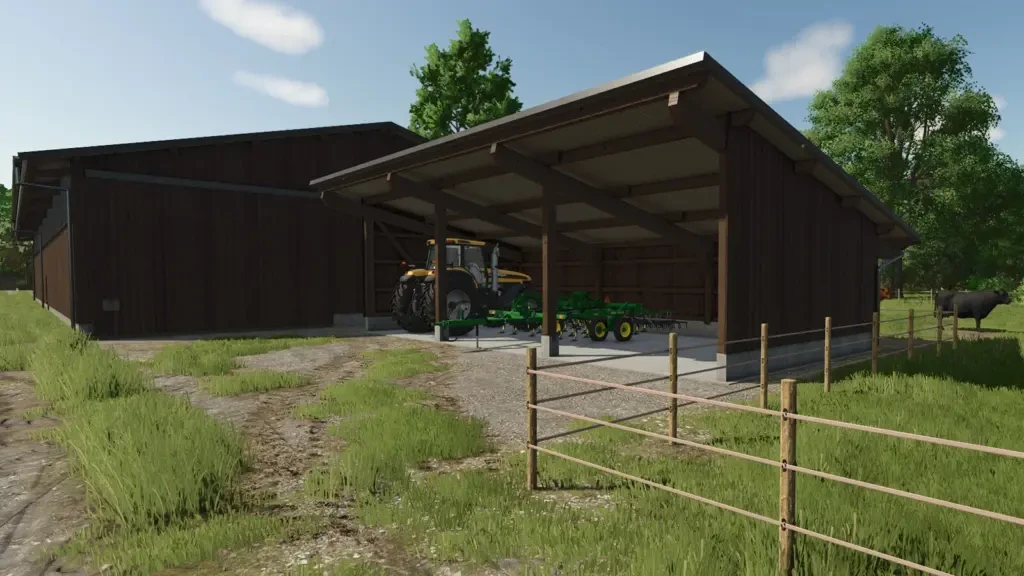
top-left (390, 280), bottom-right (431, 333)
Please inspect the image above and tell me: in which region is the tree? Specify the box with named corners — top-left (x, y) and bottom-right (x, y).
top-left (806, 24), bottom-right (1024, 288)
top-left (409, 19), bottom-right (523, 140)
top-left (0, 184), bottom-right (32, 284)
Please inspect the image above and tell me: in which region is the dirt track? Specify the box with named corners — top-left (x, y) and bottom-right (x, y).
top-left (0, 372), bottom-right (86, 576)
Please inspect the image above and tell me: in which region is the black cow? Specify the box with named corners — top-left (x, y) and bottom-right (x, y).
top-left (934, 290), bottom-right (1012, 330)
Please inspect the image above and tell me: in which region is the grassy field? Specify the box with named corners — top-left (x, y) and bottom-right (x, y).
top-left (296, 298), bottom-right (1024, 575)
top-left (0, 293), bottom-right (307, 573)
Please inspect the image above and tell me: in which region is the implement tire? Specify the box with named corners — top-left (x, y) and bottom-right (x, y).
top-left (417, 273), bottom-right (479, 338)
top-left (390, 280), bottom-right (431, 333)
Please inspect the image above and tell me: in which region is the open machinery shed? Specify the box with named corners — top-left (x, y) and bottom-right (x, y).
top-left (312, 52), bottom-right (919, 380)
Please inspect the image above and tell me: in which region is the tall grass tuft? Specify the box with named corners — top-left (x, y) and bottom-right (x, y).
top-left (30, 331), bottom-right (149, 407)
top-left (302, 349), bottom-right (490, 498)
top-left (53, 392), bottom-right (248, 531)
top-left (0, 291), bottom-right (64, 370)
top-left (150, 336), bottom-right (334, 376)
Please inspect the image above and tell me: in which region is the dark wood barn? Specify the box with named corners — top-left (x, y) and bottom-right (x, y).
top-left (311, 52), bottom-right (918, 379)
top-left (11, 122), bottom-right (423, 338)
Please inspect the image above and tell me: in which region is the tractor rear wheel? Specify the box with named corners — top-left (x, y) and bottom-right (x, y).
top-left (390, 280), bottom-right (431, 333)
top-left (416, 274), bottom-right (479, 337)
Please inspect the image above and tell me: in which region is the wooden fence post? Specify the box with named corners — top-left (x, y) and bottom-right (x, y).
top-left (871, 312), bottom-right (879, 375)
top-left (952, 303), bottom-right (959, 350)
top-left (907, 309), bottom-right (915, 360)
top-left (526, 347), bottom-right (538, 490)
top-left (669, 332), bottom-right (678, 441)
top-left (823, 317), bottom-right (832, 392)
top-left (760, 323), bottom-right (768, 409)
top-left (936, 306), bottom-right (943, 357)
top-left (778, 378), bottom-right (798, 576)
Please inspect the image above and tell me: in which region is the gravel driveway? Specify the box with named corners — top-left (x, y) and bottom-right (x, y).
top-left (443, 346), bottom-right (765, 446)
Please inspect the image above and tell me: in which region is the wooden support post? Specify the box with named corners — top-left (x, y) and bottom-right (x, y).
top-left (541, 186), bottom-right (559, 357)
top-left (526, 347), bottom-right (538, 490)
top-left (434, 204), bottom-right (448, 341)
top-left (704, 256), bottom-right (714, 325)
top-left (669, 332), bottom-right (678, 440)
top-left (363, 218), bottom-right (375, 322)
top-left (759, 323), bottom-right (768, 409)
top-left (823, 317), bottom-right (832, 392)
top-left (952, 303), bottom-right (959, 350)
top-left (778, 378), bottom-right (797, 576)
top-left (907, 309), bottom-right (914, 359)
top-left (936, 306), bottom-right (943, 357)
top-left (871, 312), bottom-right (879, 375)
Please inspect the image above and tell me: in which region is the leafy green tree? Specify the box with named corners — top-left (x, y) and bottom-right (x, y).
top-left (806, 24), bottom-right (1024, 288)
top-left (409, 19), bottom-right (523, 140)
top-left (0, 184), bottom-right (32, 283)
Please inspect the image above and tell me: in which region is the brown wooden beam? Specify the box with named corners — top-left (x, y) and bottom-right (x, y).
top-left (557, 208), bottom-right (723, 232)
top-left (535, 126), bottom-right (688, 167)
top-left (876, 223), bottom-right (896, 235)
top-left (363, 218), bottom-right (376, 318)
top-left (541, 185), bottom-right (559, 356)
top-left (667, 92), bottom-right (727, 153)
top-left (840, 196), bottom-right (863, 210)
top-left (794, 160), bottom-right (817, 175)
top-left (450, 172), bottom-right (720, 221)
top-left (717, 155), bottom-right (729, 355)
top-left (731, 109), bottom-right (756, 127)
top-left (387, 172), bottom-right (590, 250)
top-left (366, 165), bottom-right (507, 206)
top-left (490, 144), bottom-right (712, 255)
top-left (322, 191), bottom-right (432, 235)
top-left (376, 221), bottom-right (414, 263)
top-left (434, 203), bottom-right (448, 340)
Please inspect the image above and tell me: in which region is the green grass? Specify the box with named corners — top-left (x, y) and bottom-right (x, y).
top-left (150, 336), bottom-right (335, 376)
top-left (302, 311), bottom-right (1024, 573)
top-left (0, 291), bottom-right (65, 370)
top-left (880, 294), bottom-right (1024, 338)
top-left (55, 514), bottom-right (316, 575)
top-left (300, 349), bottom-right (491, 497)
top-left (0, 295), bottom-right (290, 573)
top-left (200, 371), bottom-right (311, 396)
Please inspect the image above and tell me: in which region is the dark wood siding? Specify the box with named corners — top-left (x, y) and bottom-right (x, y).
top-left (40, 226), bottom-right (72, 318)
top-left (516, 244), bottom-right (715, 321)
top-left (723, 127), bottom-right (879, 352)
top-left (68, 127), bottom-right (418, 338)
top-left (370, 226), bottom-right (430, 316)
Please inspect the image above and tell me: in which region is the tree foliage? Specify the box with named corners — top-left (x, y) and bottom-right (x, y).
top-left (408, 19), bottom-right (523, 140)
top-left (806, 24), bottom-right (1024, 289)
top-left (0, 184), bottom-right (32, 282)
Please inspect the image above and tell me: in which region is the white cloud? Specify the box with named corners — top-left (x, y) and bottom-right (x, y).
top-left (993, 94), bottom-right (1007, 111)
top-left (752, 21), bottom-right (855, 103)
top-left (199, 0), bottom-right (323, 54)
top-left (989, 126), bottom-right (1006, 142)
top-left (233, 71), bottom-right (328, 107)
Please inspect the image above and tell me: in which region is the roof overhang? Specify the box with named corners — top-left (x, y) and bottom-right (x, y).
top-left (11, 155), bottom-right (69, 241)
top-left (311, 51), bottom-right (919, 253)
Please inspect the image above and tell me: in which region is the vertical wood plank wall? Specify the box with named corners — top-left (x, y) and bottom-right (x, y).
top-left (722, 126), bottom-right (879, 352)
top-left (68, 128), bottom-right (419, 338)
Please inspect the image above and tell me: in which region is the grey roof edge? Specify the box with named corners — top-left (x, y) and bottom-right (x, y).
top-left (14, 121), bottom-right (425, 161)
top-left (310, 51), bottom-right (918, 246)
top-left (697, 53), bottom-right (919, 244)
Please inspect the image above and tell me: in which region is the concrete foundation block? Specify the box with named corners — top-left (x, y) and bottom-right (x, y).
top-left (333, 313), bottom-right (364, 328)
top-left (434, 324), bottom-right (449, 342)
top-left (364, 316), bottom-right (399, 331)
top-left (540, 335), bottom-right (559, 357)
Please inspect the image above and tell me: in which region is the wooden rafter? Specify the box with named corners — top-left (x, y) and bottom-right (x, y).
top-left (557, 209), bottom-right (723, 233)
top-left (489, 143), bottom-right (712, 255)
top-left (386, 172), bottom-right (590, 250)
top-left (667, 92), bottom-right (727, 153)
top-left (375, 221), bottom-right (414, 263)
top-left (449, 172), bottom-right (719, 222)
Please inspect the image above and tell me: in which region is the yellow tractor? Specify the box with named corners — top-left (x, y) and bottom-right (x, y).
top-left (390, 238), bottom-right (532, 336)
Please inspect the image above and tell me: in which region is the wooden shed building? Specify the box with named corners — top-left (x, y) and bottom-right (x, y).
top-left (11, 122), bottom-right (423, 338)
top-left (312, 52), bottom-right (919, 379)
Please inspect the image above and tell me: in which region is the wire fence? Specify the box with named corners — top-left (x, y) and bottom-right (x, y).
top-left (523, 302), bottom-right (1014, 576)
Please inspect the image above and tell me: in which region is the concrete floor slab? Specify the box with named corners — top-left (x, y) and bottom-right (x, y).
top-left (388, 328), bottom-right (720, 379)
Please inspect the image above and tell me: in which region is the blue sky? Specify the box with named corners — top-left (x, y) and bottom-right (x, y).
top-left (1, 0), bottom-right (1019, 188)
